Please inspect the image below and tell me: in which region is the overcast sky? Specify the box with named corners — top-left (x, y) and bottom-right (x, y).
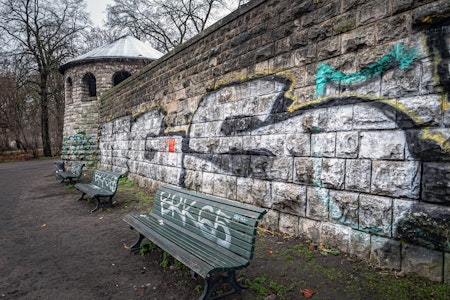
top-left (86, 0), bottom-right (114, 27)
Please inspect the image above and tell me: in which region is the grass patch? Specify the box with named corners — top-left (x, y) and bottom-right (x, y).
top-left (116, 177), bottom-right (154, 213)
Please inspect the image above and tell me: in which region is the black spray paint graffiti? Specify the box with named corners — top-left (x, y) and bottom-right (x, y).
top-left (111, 27), bottom-right (450, 253)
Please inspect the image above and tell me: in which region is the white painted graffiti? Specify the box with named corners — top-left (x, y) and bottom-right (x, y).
top-left (93, 172), bottom-right (118, 191)
top-left (159, 191), bottom-right (232, 248)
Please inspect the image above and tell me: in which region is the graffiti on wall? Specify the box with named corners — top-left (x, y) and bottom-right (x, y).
top-left (101, 26), bottom-right (450, 253)
top-left (314, 44), bottom-right (418, 97)
top-left (62, 131), bottom-right (96, 161)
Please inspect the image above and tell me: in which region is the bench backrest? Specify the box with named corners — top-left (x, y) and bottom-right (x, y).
top-left (91, 169), bottom-right (123, 194)
top-left (70, 162), bottom-right (85, 177)
top-left (153, 184), bottom-right (267, 260)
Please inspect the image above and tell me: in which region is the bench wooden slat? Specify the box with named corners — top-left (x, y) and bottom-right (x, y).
top-left (124, 184), bottom-right (267, 299)
top-left (154, 189), bottom-right (263, 232)
top-left (151, 203), bottom-right (255, 259)
top-left (136, 213), bottom-right (248, 267)
top-left (160, 185), bottom-right (266, 226)
top-left (124, 214), bottom-right (219, 278)
top-left (124, 213), bottom-right (250, 277)
top-left (152, 200), bottom-right (256, 252)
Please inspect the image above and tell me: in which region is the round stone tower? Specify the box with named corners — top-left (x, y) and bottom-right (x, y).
top-left (59, 36), bottom-right (163, 167)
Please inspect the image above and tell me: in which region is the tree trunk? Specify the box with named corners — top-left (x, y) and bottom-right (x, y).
top-left (40, 73), bottom-right (52, 157)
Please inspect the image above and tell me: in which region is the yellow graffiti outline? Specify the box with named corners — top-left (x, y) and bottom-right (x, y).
top-left (204, 69), bottom-right (450, 153)
top-left (129, 66), bottom-right (448, 153)
top-left (289, 93), bottom-right (450, 153)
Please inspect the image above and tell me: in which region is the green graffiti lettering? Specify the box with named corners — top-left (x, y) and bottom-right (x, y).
top-left (315, 44), bottom-right (418, 97)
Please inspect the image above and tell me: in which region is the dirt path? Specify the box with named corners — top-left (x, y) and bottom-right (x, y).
top-left (0, 160), bottom-right (448, 300)
top-left (0, 160), bottom-right (197, 299)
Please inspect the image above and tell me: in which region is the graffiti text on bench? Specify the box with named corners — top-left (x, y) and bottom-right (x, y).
top-left (160, 192), bottom-right (232, 248)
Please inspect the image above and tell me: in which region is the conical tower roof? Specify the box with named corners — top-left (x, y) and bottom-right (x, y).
top-left (59, 36), bottom-right (163, 73)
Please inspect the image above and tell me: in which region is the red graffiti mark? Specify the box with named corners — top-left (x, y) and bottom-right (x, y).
top-left (168, 139), bottom-right (175, 152)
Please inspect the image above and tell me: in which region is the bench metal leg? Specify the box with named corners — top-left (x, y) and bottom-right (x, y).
top-left (108, 196), bottom-right (114, 208)
top-left (130, 233), bottom-right (145, 253)
top-left (78, 193), bottom-right (86, 201)
top-left (199, 271), bottom-right (247, 300)
top-left (90, 197), bottom-right (101, 213)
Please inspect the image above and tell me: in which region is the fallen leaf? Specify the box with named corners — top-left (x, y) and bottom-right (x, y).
top-left (123, 243), bottom-right (130, 250)
top-left (41, 224), bottom-right (47, 227)
top-left (99, 216), bottom-right (104, 220)
top-left (268, 249), bottom-right (273, 254)
top-left (300, 288), bottom-right (315, 298)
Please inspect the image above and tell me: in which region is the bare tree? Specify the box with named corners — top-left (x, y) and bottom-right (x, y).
top-left (106, 0), bottom-right (247, 53)
top-left (80, 26), bottom-right (124, 54)
top-left (0, 0), bottom-right (89, 157)
top-left (0, 69), bottom-right (41, 155)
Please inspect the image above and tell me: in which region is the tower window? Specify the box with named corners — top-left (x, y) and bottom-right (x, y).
top-left (66, 77), bottom-right (73, 103)
top-left (82, 72), bottom-right (97, 98)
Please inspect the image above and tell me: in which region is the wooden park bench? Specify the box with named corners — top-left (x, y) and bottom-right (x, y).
top-left (123, 184), bottom-right (267, 300)
top-left (75, 169), bottom-right (123, 213)
top-left (59, 161), bottom-right (85, 184)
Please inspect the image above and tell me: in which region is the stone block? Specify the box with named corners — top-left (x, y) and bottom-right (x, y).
top-left (317, 36), bottom-right (341, 61)
top-left (249, 155), bottom-right (293, 182)
top-left (321, 222), bottom-right (350, 253)
top-left (300, 109), bottom-right (330, 133)
top-left (272, 182), bottom-right (307, 216)
top-left (405, 128), bottom-right (450, 161)
top-left (326, 105), bottom-right (354, 131)
top-left (336, 131), bottom-right (359, 158)
top-left (262, 209), bottom-right (279, 231)
top-left (293, 44), bottom-right (317, 65)
top-left (341, 25), bottom-right (375, 54)
top-left (260, 134), bottom-right (286, 156)
top-left (411, 0), bottom-right (450, 28)
top-left (377, 14), bottom-right (409, 43)
top-left (306, 186), bottom-right (329, 221)
top-left (359, 130), bottom-right (406, 160)
top-left (402, 244), bottom-right (443, 282)
top-left (184, 170), bottom-right (202, 192)
top-left (391, 198), bottom-right (415, 239)
top-left (318, 158), bottom-right (345, 189)
top-left (216, 136), bottom-right (243, 154)
top-left (236, 177), bottom-right (271, 208)
top-left (279, 213), bottom-right (300, 236)
top-left (422, 162), bottom-right (450, 204)
top-left (213, 174), bottom-right (236, 200)
top-left (370, 236), bottom-right (401, 270)
top-left (382, 63), bottom-right (421, 98)
top-left (299, 217), bottom-right (322, 242)
top-left (371, 160), bottom-right (421, 199)
top-left (398, 95), bottom-right (442, 128)
top-left (329, 190), bottom-right (359, 228)
top-left (294, 157), bottom-right (314, 185)
top-left (220, 154), bottom-right (251, 177)
top-left (359, 194), bottom-right (392, 236)
top-left (285, 133), bottom-right (311, 157)
top-left (332, 11), bottom-right (356, 34)
top-left (353, 103), bottom-right (396, 130)
top-left (358, 0), bottom-right (389, 25)
top-left (200, 172), bottom-right (215, 195)
top-left (345, 159), bottom-right (371, 192)
top-left (349, 229), bottom-right (371, 260)
top-left (395, 202), bottom-right (450, 252)
top-left (311, 133), bottom-right (336, 157)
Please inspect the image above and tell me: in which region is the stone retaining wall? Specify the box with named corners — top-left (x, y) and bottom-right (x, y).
top-left (93, 0), bottom-right (449, 282)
